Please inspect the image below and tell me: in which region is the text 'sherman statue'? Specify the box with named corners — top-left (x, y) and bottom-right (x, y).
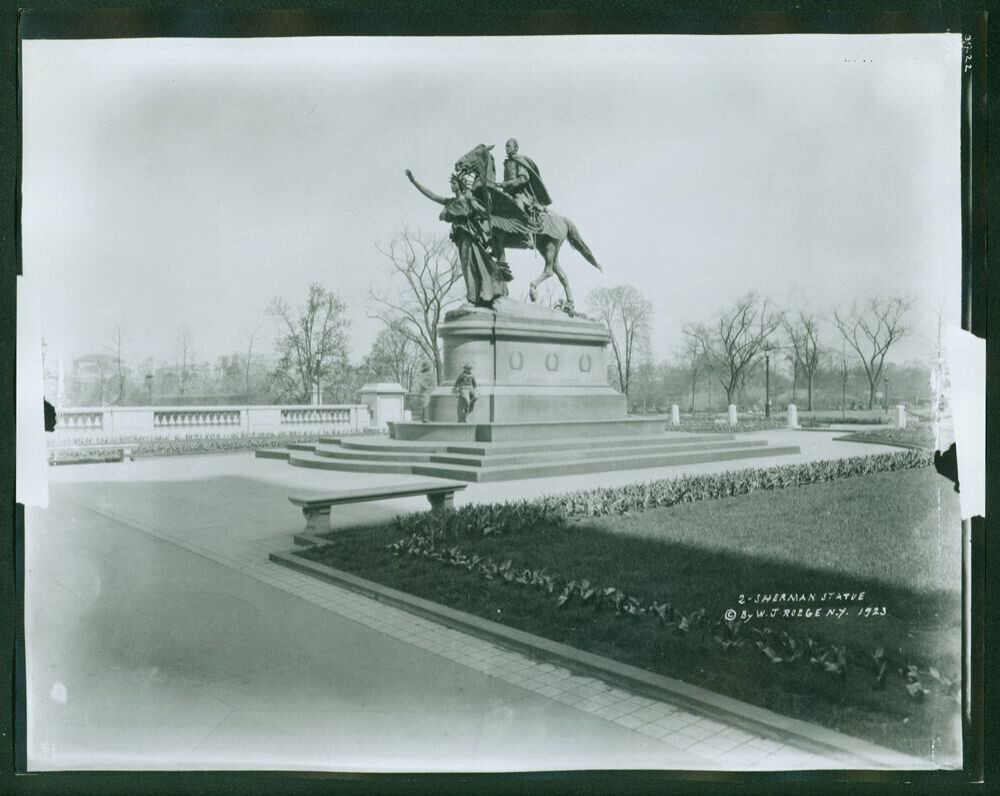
top-left (405, 139), bottom-right (602, 317)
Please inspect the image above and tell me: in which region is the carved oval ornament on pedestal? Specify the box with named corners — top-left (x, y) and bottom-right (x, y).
top-left (545, 353), bottom-right (559, 372)
top-left (509, 351), bottom-right (524, 371)
top-left (579, 354), bottom-right (592, 373)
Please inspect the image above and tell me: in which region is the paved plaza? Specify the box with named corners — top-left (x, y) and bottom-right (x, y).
top-left (24, 430), bottom-right (914, 772)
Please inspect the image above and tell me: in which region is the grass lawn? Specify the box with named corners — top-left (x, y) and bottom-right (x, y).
top-left (298, 466), bottom-right (962, 760)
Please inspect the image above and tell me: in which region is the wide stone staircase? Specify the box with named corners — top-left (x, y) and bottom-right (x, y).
top-left (256, 430), bottom-right (801, 483)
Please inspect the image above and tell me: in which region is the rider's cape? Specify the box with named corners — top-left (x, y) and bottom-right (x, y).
top-left (511, 154), bottom-right (552, 207)
top-left (482, 154), bottom-right (552, 239)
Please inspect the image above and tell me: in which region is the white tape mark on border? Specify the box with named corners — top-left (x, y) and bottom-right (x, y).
top-left (944, 327), bottom-right (984, 520)
top-left (16, 275), bottom-right (50, 508)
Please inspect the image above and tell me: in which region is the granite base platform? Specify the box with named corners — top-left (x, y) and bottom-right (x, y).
top-left (256, 431), bottom-right (802, 483)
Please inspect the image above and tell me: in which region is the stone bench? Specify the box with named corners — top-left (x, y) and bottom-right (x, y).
top-left (48, 443), bottom-right (134, 464)
top-left (288, 479), bottom-right (468, 532)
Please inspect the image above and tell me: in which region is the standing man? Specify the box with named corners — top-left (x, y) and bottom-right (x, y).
top-left (453, 364), bottom-right (478, 422)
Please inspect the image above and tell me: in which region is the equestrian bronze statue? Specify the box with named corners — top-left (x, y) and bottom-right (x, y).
top-left (405, 142), bottom-right (603, 315)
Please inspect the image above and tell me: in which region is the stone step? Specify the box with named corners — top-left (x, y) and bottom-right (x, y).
top-left (411, 445), bottom-right (803, 483)
top-left (332, 432), bottom-right (735, 458)
top-left (287, 444), bottom-right (801, 483)
top-left (441, 433), bottom-right (734, 457)
top-left (313, 438), bottom-right (768, 468)
top-left (426, 439), bottom-right (767, 467)
top-left (327, 437), bottom-right (457, 454)
top-left (389, 417), bottom-right (671, 443)
top-left (313, 445), bottom-right (436, 463)
top-left (255, 448), bottom-right (293, 460)
top-left (287, 451), bottom-right (416, 475)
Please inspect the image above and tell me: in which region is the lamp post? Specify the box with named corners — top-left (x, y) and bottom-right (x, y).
top-left (764, 345), bottom-right (771, 419)
top-left (884, 377), bottom-right (890, 412)
top-left (145, 373), bottom-right (153, 406)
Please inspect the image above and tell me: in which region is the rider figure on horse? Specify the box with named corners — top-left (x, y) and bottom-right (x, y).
top-left (501, 138), bottom-right (551, 228)
top-left (405, 140), bottom-right (602, 315)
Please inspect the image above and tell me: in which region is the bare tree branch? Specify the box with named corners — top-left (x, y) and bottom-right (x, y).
top-left (698, 293), bottom-right (783, 407)
top-left (267, 283), bottom-right (351, 404)
top-left (586, 285), bottom-right (653, 403)
top-left (782, 310), bottom-right (823, 410)
top-left (369, 227), bottom-right (463, 382)
top-left (833, 295), bottom-right (913, 409)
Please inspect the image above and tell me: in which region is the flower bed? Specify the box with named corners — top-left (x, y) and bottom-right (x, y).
top-left (46, 430), bottom-right (376, 460)
top-left (300, 461), bottom-right (961, 758)
top-left (675, 419), bottom-right (788, 433)
top-left (538, 449), bottom-right (931, 518)
top-left (835, 427), bottom-right (936, 450)
top-left (800, 416), bottom-right (887, 427)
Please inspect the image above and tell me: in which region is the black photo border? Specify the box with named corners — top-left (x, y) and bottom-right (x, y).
top-left (1, 4), bottom-right (991, 795)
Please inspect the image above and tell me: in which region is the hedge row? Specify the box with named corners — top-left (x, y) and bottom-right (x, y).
top-left (539, 450), bottom-right (934, 518)
top-left (385, 450), bottom-right (934, 540)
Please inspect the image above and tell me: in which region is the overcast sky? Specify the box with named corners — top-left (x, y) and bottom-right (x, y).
top-left (21, 33), bottom-right (961, 370)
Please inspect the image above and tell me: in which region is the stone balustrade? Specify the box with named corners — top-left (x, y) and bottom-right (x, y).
top-left (51, 403), bottom-right (372, 442)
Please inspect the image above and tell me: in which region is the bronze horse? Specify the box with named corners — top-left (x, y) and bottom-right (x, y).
top-left (406, 143), bottom-right (602, 311)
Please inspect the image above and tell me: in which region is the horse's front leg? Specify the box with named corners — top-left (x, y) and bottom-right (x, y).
top-left (529, 264), bottom-right (554, 302)
top-left (529, 241), bottom-right (557, 302)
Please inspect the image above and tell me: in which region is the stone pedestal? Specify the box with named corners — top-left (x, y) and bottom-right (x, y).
top-left (895, 404), bottom-right (907, 429)
top-left (360, 383), bottom-right (407, 430)
top-left (787, 404), bottom-right (800, 429)
top-left (728, 405), bottom-right (738, 426)
top-left (425, 299), bottom-right (627, 424)
top-left (670, 405), bottom-right (680, 426)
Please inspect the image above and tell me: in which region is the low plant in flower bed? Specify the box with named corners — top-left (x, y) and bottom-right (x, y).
top-left (800, 416), bottom-right (888, 427)
top-left (538, 449), bottom-right (931, 518)
top-left (48, 449), bottom-right (127, 465)
top-left (835, 427), bottom-right (936, 450)
top-left (47, 430), bottom-right (373, 459)
top-left (676, 419), bottom-right (788, 433)
top-left (386, 531), bottom-right (958, 703)
top-left (300, 465), bottom-right (961, 759)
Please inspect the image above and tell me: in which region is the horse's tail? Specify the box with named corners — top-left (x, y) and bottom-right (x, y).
top-left (565, 218), bottom-right (602, 270)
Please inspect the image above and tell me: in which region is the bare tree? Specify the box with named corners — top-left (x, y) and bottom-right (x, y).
top-left (783, 311), bottom-right (823, 411)
top-left (833, 296), bottom-right (913, 410)
top-left (94, 356), bottom-right (108, 407)
top-left (363, 318), bottom-right (423, 391)
top-left (175, 323), bottom-right (197, 400)
top-left (267, 283), bottom-right (351, 404)
top-left (679, 324), bottom-right (708, 412)
top-left (698, 294), bottom-right (783, 407)
top-left (586, 285), bottom-right (653, 402)
top-left (840, 338), bottom-right (849, 419)
top-left (107, 324), bottom-right (130, 405)
top-left (369, 227), bottom-right (463, 383)
top-left (243, 325), bottom-right (260, 405)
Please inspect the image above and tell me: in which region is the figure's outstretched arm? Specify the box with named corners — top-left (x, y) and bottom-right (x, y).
top-left (405, 170), bottom-right (448, 205)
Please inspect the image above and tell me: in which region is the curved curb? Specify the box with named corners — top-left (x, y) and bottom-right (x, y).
top-left (270, 549), bottom-right (930, 771)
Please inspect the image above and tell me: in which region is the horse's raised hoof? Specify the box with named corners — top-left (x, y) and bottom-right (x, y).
top-left (529, 285), bottom-right (538, 302)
